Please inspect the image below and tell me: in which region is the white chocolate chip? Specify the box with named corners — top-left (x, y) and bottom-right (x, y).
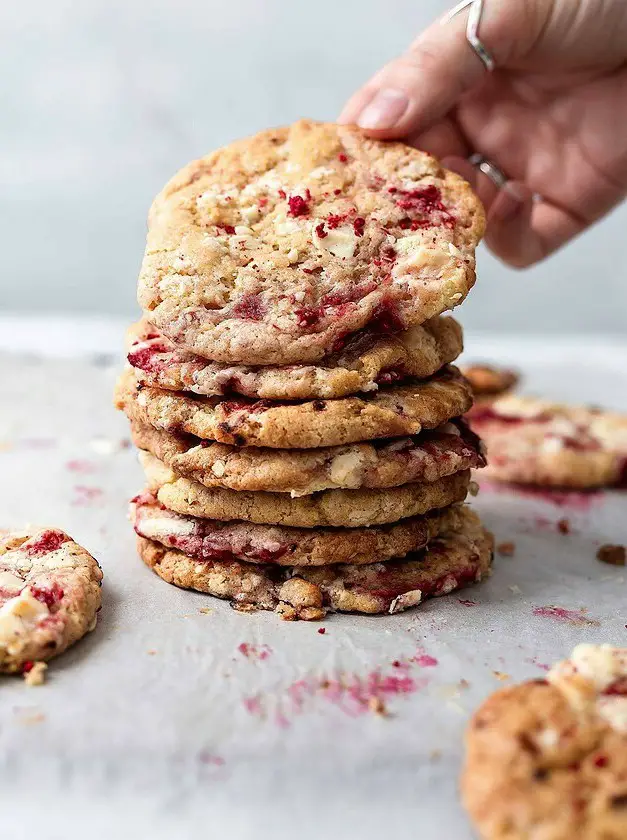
top-left (287, 248), bottom-right (299, 263)
top-left (312, 222), bottom-right (357, 259)
top-left (211, 460), bottom-right (226, 477)
top-left (448, 242), bottom-right (463, 258)
top-left (234, 225), bottom-right (253, 236)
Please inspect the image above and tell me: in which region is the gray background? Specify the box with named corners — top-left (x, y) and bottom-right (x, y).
top-left (1, 0), bottom-right (625, 334)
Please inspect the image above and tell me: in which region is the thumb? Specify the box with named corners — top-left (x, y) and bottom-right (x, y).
top-left (338, 1), bottom-right (523, 138)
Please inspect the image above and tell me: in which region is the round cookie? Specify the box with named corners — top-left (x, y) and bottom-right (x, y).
top-left (460, 363), bottom-right (519, 400)
top-left (115, 365), bottom-right (473, 449)
top-left (127, 315), bottom-right (463, 399)
top-left (132, 491), bottom-right (464, 566)
top-left (462, 645), bottom-right (627, 840)
top-left (140, 451), bottom-right (471, 527)
top-left (137, 119), bottom-right (485, 365)
top-left (137, 507), bottom-right (493, 619)
top-left (468, 395), bottom-right (627, 488)
top-left (0, 528), bottom-right (103, 673)
top-left (129, 417), bottom-right (485, 496)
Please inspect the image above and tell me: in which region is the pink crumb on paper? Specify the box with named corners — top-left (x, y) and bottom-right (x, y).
top-left (457, 598), bottom-right (477, 607)
top-left (532, 605), bottom-right (600, 627)
top-left (525, 656), bottom-right (551, 672)
top-left (243, 695), bottom-right (263, 716)
top-left (197, 750), bottom-right (225, 766)
top-left (237, 642), bottom-right (272, 661)
top-left (71, 486), bottom-right (104, 507)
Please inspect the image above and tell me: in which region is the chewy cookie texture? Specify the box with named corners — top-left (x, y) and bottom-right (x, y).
top-left (115, 119), bottom-right (491, 620)
top-left (462, 645), bottom-right (627, 840)
top-left (0, 528), bottom-right (102, 673)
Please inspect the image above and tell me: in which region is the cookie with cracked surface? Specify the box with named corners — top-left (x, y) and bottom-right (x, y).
top-left (115, 364), bottom-right (473, 449)
top-left (130, 417), bottom-right (485, 496)
top-left (460, 363), bottom-right (519, 400)
top-left (137, 119), bottom-right (484, 365)
top-left (140, 451), bottom-right (470, 527)
top-left (0, 528), bottom-right (103, 673)
top-left (137, 507), bottom-right (492, 619)
top-left (467, 395), bottom-right (627, 488)
top-left (462, 644), bottom-right (627, 840)
top-left (132, 491), bottom-right (464, 566)
top-left (127, 315), bottom-right (463, 399)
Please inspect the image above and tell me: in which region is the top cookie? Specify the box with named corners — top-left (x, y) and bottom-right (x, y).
top-left (138, 120), bottom-right (485, 365)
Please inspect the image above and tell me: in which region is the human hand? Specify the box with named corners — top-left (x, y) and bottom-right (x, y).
top-left (339, 0), bottom-right (627, 267)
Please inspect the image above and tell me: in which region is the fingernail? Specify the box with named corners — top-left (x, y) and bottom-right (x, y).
top-left (357, 88), bottom-right (409, 130)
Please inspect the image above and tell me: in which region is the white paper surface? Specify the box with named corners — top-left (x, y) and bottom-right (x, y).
top-left (1, 320), bottom-right (626, 840)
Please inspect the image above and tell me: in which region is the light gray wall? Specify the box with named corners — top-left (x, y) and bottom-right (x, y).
top-left (1, 0), bottom-right (625, 333)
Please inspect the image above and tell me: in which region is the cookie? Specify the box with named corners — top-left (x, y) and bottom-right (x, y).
top-left (140, 451), bottom-right (470, 527)
top-left (468, 396), bottom-right (627, 488)
top-left (127, 315), bottom-right (463, 399)
top-left (132, 491), bottom-right (464, 566)
top-left (130, 417), bottom-right (485, 496)
top-left (137, 120), bottom-right (485, 365)
top-left (462, 644), bottom-right (627, 840)
top-left (0, 528), bottom-right (103, 673)
top-left (137, 507), bottom-right (493, 619)
top-left (460, 363), bottom-right (519, 400)
top-left (115, 365), bottom-right (473, 449)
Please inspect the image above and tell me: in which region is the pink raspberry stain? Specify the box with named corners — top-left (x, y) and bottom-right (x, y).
top-left (237, 642), bottom-right (272, 662)
top-left (457, 598), bottom-right (478, 607)
top-left (532, 605), bottom-right (600, 627)
top-left (197, 750), bottom-right (226, 766)
top-left (26, 530), bottom-right (69, 557)
top-left (231, 293), bottom-right (266, 321)
top-left (242, 663), bottom-right (430, 727)
top-left (72, 486), bottom-right (104, 507)
top-left (127, 342), bottom-right (169, 373)
top-left (388, 184), bottom-right (456, 229)
top-left (66, 459), bottom-right (97, 474)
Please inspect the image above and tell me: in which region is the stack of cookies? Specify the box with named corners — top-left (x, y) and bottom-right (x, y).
top-left (115, 119), bottom-right (493, 621)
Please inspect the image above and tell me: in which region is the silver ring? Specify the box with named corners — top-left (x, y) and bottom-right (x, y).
top-left (442, 0), bottom-right (495, 72)
top-left (468, 153), bottom-right (508, 189)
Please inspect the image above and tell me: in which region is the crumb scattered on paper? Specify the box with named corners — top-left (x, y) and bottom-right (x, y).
top-left (23, 662), bottom-right (47, 686)
top-left (597, 544), bottom-right (626, 566)
top-left (497, 541), bottom-right (515, 557)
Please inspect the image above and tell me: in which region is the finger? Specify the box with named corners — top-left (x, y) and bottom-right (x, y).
top-left (338, 2), bottom-right (520, 137)
top-left (441, 154), bottom-right (504, 217)
top-left (485, 187), bottom-right (586, 268)
top-left (407, 117), bottom-right (470, 160)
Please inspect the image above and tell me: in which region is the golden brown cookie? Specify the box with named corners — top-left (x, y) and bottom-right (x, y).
top-left (115, 365), bottom-right (473, 449)
top-left (0, 528), bottom-right (103, 673)
top-left (462, 645), bottom-right (627, 840)
top-left (132, 491), bottom-right (464, 566)
top-left (467, 395), bottom-right (627, 488)
top-left (460, 363), bottom-right (519, 400)
top-left (127, 316), bottom-right (463, 399)
top-left (129, 417), bottom-right (485, 496)
top-left (148, 469), bottom-right (466, 528)
top-left (137, 507), bottom-right (493, 619)
top-left (137, 120), bottom-right (484, 365)
top-left (140, 451), bottom-right (470, 527)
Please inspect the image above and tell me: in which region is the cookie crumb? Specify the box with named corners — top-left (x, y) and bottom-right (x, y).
top-left (497, 541), bottom-right (515, 557)
top-left (597, 544), bottom-right (626, 566)
top-left (23, 662), bottom-right (47, 686)
top-left (429, 748), bottom-right (442, 761)
top-left (199, 607), bottom-right (213, 615)
top-left (493, 670), bottom-right (510, 682)
top-left (368, 696), bottom-right (388, 716)
top-left (147, 650), bottom-right (157, 655)
top-left (468, 481), bottom-right (480, 497)
top-left (557, 518), bottom-right (570, 535)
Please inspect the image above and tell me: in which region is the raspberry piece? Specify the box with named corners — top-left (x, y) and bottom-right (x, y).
top-left (231, 293), bottom-right (266, 321)
top-left (26, 531), bottom-right (69, 557)
top-left (30, 582), bottom-right (65, 609)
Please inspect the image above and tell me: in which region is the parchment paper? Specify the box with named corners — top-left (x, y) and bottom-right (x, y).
top-left (1, 323), bottom-right (626, 840)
